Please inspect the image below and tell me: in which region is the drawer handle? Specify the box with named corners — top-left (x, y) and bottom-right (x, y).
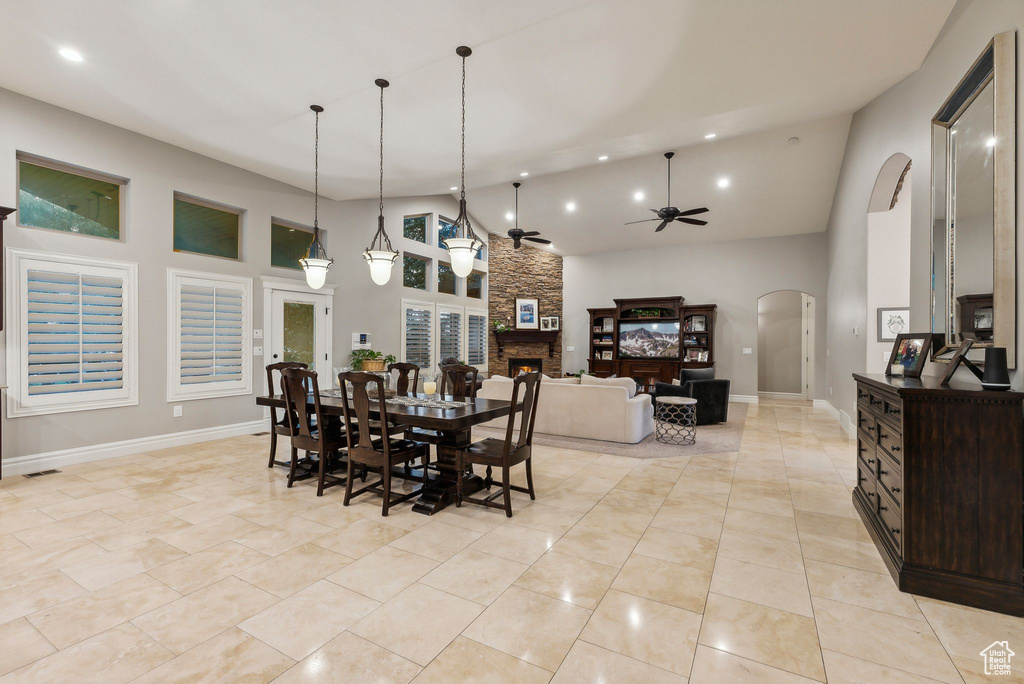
top-left (891, 487), bottom-right (900, 493)
top-left (868, 458), bottom-right (875, 465)
top-left (870, 398), bottom-right (882, 407)
top-left (891, 446), bottom-right (901, 453)
top-left (867, 425), bottom-right (875, 432)
top-left (879, 469), bottom-right (888, 476)
top-left (890, 527), bottom-right (901, 535)
top-left (879, 432), bottom-right (888, 440)
top-left (879, 504), bottom-right (887, 511)
top-left (887, 408), bottom-right (901, 416)
top-left (867, 491), bottom-right (875, 497)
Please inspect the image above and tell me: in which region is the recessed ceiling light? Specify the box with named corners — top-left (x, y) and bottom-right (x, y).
top-left (717, 177), bottom-right (730, 188)
top-left (704, 133), bottom-right (716, 140)
top-left (565, 202), bottom-right (576, 212)
top-left (450, 186), bottom-right (459, 191)
top-left (520, 171), bottom-right (529, 177)
top-left (633, 191), bottom-right (645, 202)
top-left (598, 155), bottom-right (609, 161)
top-left (787, 136), bottom-right (800, 145)
top-left (505, 211), bottom-right (515, 221)
top-left (58, 47), bottom-right (83, 62)
top-left (987, 137), bottom-right (997, 147)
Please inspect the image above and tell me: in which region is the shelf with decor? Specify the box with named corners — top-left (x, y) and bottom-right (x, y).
top-left (587, 307), bottom-right (616, 376)
top-left (681, 304), bottom-right (717, 369)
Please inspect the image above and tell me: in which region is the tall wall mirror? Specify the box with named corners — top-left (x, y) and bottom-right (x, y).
top-left (930, 32), bottom-right (1016, 366)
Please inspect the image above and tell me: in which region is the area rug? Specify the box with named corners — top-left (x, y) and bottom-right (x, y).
top-left (473, 402), bottom-right (747, 460)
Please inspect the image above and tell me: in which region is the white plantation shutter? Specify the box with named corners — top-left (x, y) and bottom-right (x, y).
top-left (438, 306), bottom-right (463, 362)
top-left (402, 300), bottom-right (434, 369)
top-left (466, 309), bottom-right (487, 369)
top-left (168, 269), bottom-right (252, 401)
top-left (8, 250), bottom-right (137, 417)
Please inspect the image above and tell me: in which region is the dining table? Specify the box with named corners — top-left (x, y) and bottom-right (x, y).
top-left (255, 391), bottom-right (516, 515)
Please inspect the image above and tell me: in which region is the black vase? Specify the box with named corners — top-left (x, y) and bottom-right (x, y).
top-left (981, 347), bottom-right (1011, 391)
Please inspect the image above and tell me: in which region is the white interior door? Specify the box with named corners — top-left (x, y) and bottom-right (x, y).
top-left (268, 290), bottom-right (332, 382)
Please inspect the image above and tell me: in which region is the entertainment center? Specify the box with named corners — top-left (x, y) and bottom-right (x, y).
top-left (587, 296), bottom-right (717, 393)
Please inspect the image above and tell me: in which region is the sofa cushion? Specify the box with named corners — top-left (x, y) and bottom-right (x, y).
top-left (580, 373), bottom-right (637, 398)
top-left (681, 367), bottom-right (715, 383)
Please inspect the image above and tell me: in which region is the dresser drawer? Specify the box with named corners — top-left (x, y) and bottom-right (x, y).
top-left (856, 409), bottom-right (877, 438)
top-left (881, 394), bottom-right (903, 425)
top-left (857, 459), bottom-right (877, 504)
top-left (876, 423), bottom-right (903, 465)
top-left (877, 489), bottom-right (903, 555)
top-left (876, 451), bottom-right (902, 508)
top-left (857, 385), bottom-right (870, 407)
top-left (856, 435), bottom-right (877, 472)
top-left (867, 391), bottom-right (886, 415)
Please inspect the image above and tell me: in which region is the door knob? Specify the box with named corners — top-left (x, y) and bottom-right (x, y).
top-left (272, 354), bottom-right (279, 359)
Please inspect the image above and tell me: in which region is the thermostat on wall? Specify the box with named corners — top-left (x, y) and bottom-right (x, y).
top-left (352, 333), bottom-right (371, 350)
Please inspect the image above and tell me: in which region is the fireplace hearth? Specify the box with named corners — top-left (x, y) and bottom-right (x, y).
top-left (509, 358), bottom-right (543, 376)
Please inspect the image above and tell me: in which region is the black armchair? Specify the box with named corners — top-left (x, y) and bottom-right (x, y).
top-left (654, 368), bottom-right (730, 425)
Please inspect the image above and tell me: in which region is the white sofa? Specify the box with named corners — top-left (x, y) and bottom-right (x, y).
top-left (477, 375), bottom-right (654, 443)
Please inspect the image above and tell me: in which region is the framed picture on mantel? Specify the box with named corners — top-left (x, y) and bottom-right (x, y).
top-left (516, 298), bottom-right (539, 329)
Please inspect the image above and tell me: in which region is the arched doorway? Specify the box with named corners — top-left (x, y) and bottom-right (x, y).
top-left (757, 290), bottom-right (815, 401)
top-left (866, 153), bottom-right (912, 373)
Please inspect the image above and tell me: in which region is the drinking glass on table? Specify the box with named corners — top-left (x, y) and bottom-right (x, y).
top-left (422, 373), bottom-right (438, 403)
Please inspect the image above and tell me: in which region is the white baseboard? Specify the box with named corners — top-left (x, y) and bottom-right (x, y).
top-left (812, 400), bottom-right (854, 435)
top-left (758, 391), bottom-right (809, 401)
top-left (731, 395), bottom-right (759, 404)
top-left (3, 419), bottom-right (266, 477)
top-left (814, 399), bottom-right (839, 418)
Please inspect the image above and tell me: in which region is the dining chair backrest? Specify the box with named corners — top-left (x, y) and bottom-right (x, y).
top-left (440, 364), bottom-right (479, 400)
top-left (280, 367), bottom-right (322, 452)
top-left (388, 362), bottom-right (420, 395)
top-left (266, 362), bottom-right (308, 427)
top-left (338, 371), bottom-right (391, 465)
top-left (503, 371), bottom-right (542, 457)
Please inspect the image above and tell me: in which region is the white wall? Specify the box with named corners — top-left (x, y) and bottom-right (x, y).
top-left (562, 232), bottom-right (828, 399)
top-left (865, 176), bottom-right (911, 373)
top-left (757, 290), bottom-right (803, 394)
top-left (824, 0), bottom-right (1024, 424)
top-left (0, 86), bottom-right (489, 459)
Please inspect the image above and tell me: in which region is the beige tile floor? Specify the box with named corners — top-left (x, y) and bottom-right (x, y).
top-left (1, 401), bottom-right (1020, 683)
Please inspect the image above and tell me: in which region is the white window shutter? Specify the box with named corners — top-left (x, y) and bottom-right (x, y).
top-left (438, 306), bottom-right (464, 362)
top-left (466, 309), bottom-right (488, 369)
top-left (402, 300), bottom-right (435, 369)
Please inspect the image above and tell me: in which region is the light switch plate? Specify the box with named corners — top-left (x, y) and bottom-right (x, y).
top-left (742, 348), bottom-right (753, 355)
top-left (566, 345), bottom-right (575, 352)
top-left (173, 405), bottom-right (182, 417)
top-left (253, 329), bottom-right (263, 339)
top-left (253, 346), bottom-right (263, 356)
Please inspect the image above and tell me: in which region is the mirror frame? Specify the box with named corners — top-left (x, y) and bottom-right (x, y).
top-left (930, 32), bottom-right (1016, 367)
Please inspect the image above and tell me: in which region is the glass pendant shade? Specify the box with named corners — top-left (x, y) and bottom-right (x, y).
top-left (364, 250), bottom-right (397, 285)
top-left (445, 237), bottom-right (482, 277)
top-left (301, 257), bottom-right (330, 289)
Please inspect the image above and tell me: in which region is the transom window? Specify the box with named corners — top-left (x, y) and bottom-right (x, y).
top-left (437, 215), bottom-right (457, 249)
top-left (271, 221), bottom-right (313, 270)
top-left (173, 194), bottom-right (242, 260)
top-left (17, 155), bottom-right (125, 240)
top-left (467, 270), bottom-right (485, 299)
top-left (403, 214), bottom-right (429, 243)
top-left (403, 253), bottom-right (430, 291)
top-left (438, 262), bottom-right (457, 295)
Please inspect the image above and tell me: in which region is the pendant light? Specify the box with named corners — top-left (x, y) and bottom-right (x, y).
top-left (443, 45), bottom-right (484, 278)
top-left (300, 104), bottom-right (333, 289)
top-left (363, 79), bottom-right (398, 286)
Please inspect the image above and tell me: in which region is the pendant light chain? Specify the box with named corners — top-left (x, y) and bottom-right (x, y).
top-left (379, 84), bottom-right (385, 216)
top-left (460, 54), bottom-right (467, 201)
top-left (314, 108), bottom-right (319, 230)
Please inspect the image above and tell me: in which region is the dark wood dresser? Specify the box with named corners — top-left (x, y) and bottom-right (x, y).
top-left (852, 373), bottom-right (1024, 616)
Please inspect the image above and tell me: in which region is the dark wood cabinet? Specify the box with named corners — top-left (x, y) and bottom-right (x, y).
top-left (853, 373), bottom-right (1024, 616)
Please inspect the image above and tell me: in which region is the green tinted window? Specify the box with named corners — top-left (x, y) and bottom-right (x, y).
top-left (404, 215), bottom-right (427, 243)
top-left (271, 223), bottom-right (312, 270)
top-left (467, 270), bottom-right (484, 299)
top-left (404, 254), bottom-right (429, 290)
top-left (438, 262), bottom-right (456, 295)
top-left (18, 161), bottom-right (121, 239)
top-left (174, 198), bottom-right (240, 260)
top-left (437, 216), bottom-right (457, 248)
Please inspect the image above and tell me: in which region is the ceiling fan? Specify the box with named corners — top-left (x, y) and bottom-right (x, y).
top-left (507, 181), bottom-right (551, 249)
top-left (626, 151), bottom-right (709, 232)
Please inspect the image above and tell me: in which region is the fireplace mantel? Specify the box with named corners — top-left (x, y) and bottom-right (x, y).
top-left (494, 330), bottom-right (558, 359)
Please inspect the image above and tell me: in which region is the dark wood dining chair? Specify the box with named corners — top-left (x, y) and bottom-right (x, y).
top-left (338, 371), bottom-right (431, 516)
top-left (281, 367), bottom-right (349, 496)
top-left (439, 364), bottom-right (480, 400)
top-left (265, 362), bottom-right (308, 468)
top-left (388, 362), bottom-right (420, 395)
top-left (456, 371), bottom-right (541, 517)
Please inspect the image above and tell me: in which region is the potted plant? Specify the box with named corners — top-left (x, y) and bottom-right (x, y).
top-left (492, 321), bottom-right (511, 334)
top-left (351, 349), bottom-right (397, 371)
top-left (634, 308), bottom-right (662, 319)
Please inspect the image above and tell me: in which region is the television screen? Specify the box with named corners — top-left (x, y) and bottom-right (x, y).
top-left (618, 321), bottom-right (680, 358)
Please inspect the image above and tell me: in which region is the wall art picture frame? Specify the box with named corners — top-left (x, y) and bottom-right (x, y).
top-left (938, 339), bottom-right (975, 385)
top-left (601, 350), bottom-right (613, 360)
top-left (515, 298), bottom-right (539, 330)
top-left (877, 307), bottom-right (910, 342)
top-left (886, 332), bottom-right (932, 378)
top-left (540, 317), bottom-right (551, 331)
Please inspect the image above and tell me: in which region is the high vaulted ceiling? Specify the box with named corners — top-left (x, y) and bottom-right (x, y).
top-left (0, 0), bottom-right (954, 254)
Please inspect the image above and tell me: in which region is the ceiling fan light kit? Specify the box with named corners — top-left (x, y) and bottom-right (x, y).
top-left (300, 104), bottom-right (333, 289)
top-left (624, 151), bottom-right (710, 232)
top-left (363, 78), bottom-right (399, 286)
top-left (443, 45), bottom-right (484, 278)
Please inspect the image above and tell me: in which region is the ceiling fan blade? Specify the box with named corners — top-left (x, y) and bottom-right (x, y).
top-left (524, 237), bottom-right (551, 244)
top-left (677, 207), bottom-right (709, 217)
top-left (676, 217), bottom-right (708, 226)
top-left (520, 231), bottom-right (541, 237)
top-left (649, 208), bottom-right (665, 215)
top-left (655, 220), bottom-right (670, 232)
top-left (625, 218), bottom-right (660, 225)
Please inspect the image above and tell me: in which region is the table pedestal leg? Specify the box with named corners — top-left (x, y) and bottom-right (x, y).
top-left (411, 428), bottom-right (483, 515)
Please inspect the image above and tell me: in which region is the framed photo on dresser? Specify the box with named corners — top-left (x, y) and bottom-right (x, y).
top-left (886, 333), bottom-right (932, 378)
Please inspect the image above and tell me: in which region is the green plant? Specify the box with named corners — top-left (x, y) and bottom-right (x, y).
top-left (350, 349), bottom-right (397, 370)
top-left (633, 308), bottom-right (662, 318)
top-left (572, 369), bottom-right (595, 378)
top-left (492, 321), bottom-right (511, 334)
